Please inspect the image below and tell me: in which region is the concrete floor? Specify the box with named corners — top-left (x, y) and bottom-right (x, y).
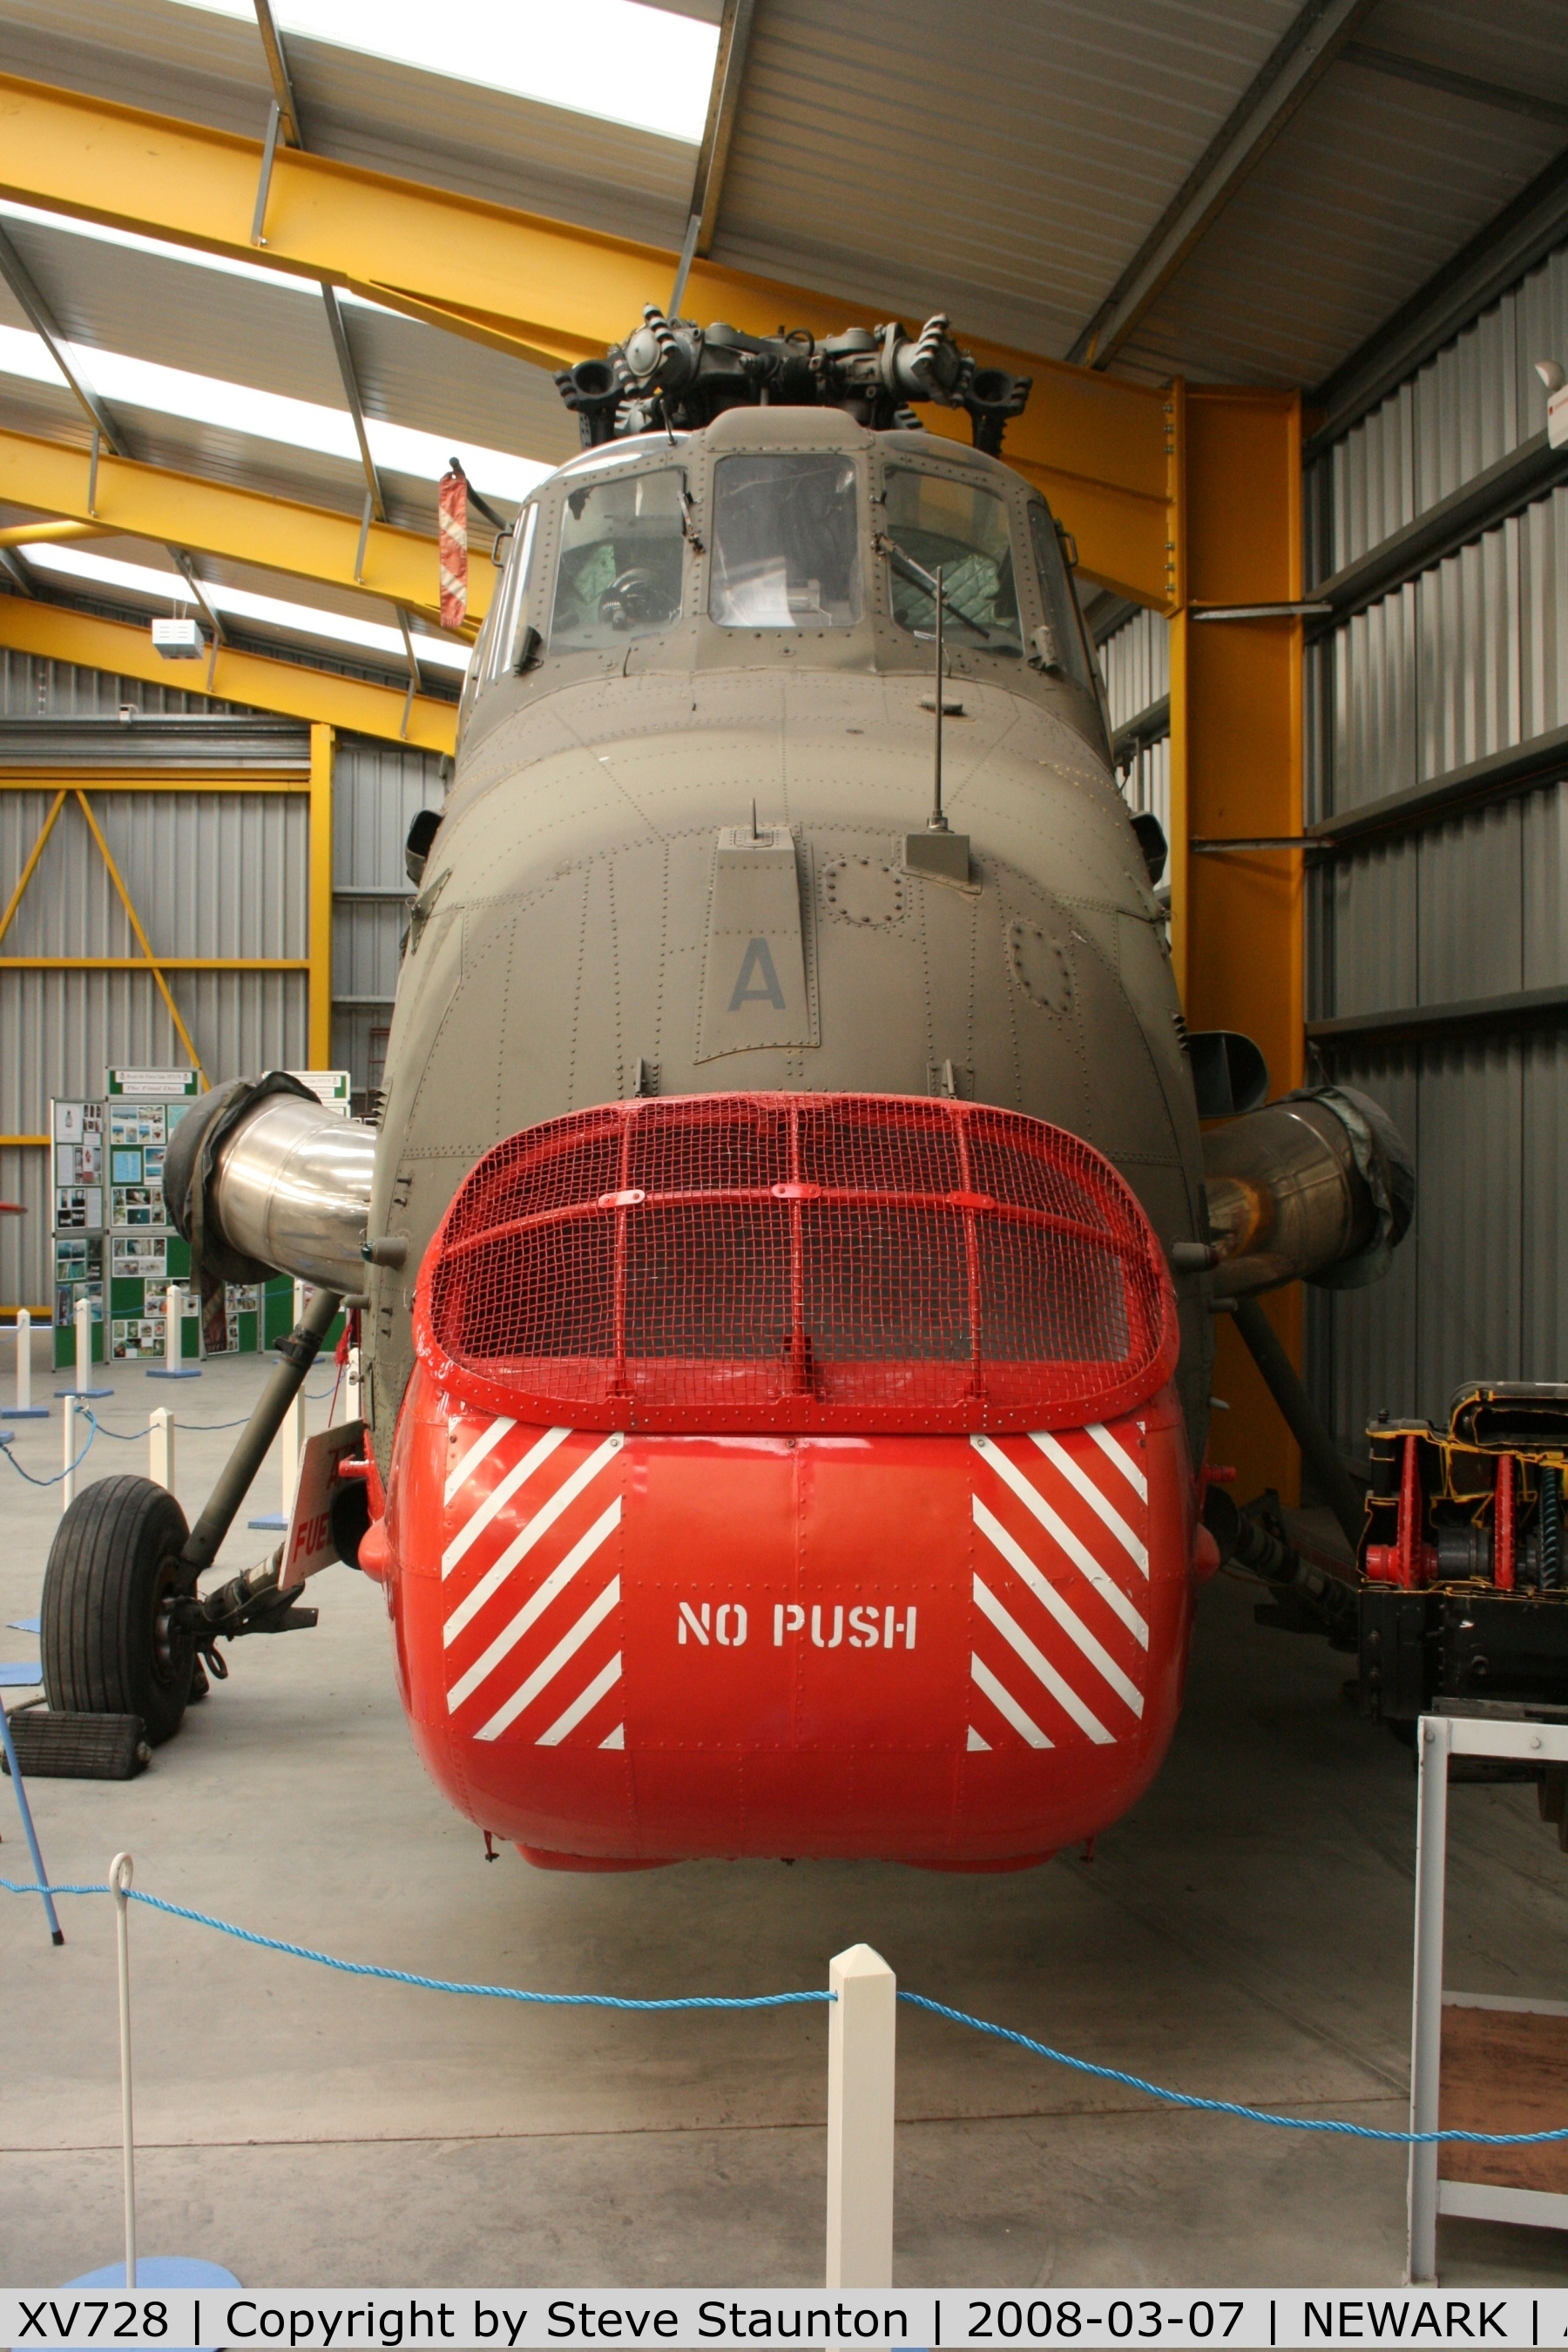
top-left (3, 1332), bottom-right (1568, 2293)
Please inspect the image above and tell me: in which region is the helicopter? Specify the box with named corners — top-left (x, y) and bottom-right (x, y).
top-left (38, 308), bottom-right (1412, 1871)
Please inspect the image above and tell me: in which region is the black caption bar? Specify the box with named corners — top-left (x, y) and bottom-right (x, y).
top-left (2, 2290), bottom-right (1563, 2349)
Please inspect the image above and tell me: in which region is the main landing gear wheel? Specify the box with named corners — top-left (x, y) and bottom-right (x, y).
top-left (42, 1476), bottom-right (197, 1746)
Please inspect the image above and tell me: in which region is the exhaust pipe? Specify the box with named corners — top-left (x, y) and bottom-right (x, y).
top-left (1197, 1085), bottom-right (1412, 1299)
top-left (162, 1073), bottom-right (376, 1295)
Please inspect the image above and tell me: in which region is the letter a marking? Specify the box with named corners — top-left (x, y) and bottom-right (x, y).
top-left (729, 936), bottom-right (787, 1010)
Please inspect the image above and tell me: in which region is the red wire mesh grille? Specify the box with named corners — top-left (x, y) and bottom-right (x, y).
top-left (416, 1093), bottom-right (1179, 1433)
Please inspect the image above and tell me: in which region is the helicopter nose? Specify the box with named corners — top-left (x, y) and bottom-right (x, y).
top-left (369, 1090), bottom-right (1199, 1867)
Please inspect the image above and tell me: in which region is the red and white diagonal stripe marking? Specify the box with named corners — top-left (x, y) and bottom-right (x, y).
top-left (967, 1424), bottom-right (1149, 1754)
top-left (441, 1416), bottom-right (626, 1749)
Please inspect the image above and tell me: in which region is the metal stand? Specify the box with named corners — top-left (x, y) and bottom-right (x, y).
top-left (1409, 1711), bottom-right (1568, 2281)
top-left (111, 1851), bottom-right (137, 2288)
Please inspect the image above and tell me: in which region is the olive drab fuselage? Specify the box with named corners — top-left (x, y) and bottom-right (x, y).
top-left (357, 402), bottom-right (1213, 1868)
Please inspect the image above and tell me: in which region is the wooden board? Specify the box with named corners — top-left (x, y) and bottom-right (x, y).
top-left (1440, 2003), bottom-right (1568, 2193)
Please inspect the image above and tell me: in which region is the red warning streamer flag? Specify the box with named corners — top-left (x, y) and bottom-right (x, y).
top-left (438, 468), bottom-right (469, 632)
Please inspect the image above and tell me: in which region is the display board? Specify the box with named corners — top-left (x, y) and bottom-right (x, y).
top-left (51, 1071), bottom-right (351, 1365)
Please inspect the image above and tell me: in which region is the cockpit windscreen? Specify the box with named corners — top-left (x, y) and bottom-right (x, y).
top-left (551, 469), bottom-right (686, 651)
top-left (884, 469), bottom-right (1022, 655)
top-left (709, 454), bottom-right (862, 628)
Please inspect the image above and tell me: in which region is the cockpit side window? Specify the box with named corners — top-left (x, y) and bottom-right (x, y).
top-left (1025, 500), bottom-right (1098, 698)
top-left (483, 501), bottom-right (539, 683)
top-left (882, 468), bottom-right (1022, 655)
top-left (709, 453), bottom-right (862, 628)
top-left (550, 469), bottom-right (686, 652)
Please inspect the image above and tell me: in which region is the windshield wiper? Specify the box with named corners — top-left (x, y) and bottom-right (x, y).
top-left (878, 535), bottom-right (1003, 645)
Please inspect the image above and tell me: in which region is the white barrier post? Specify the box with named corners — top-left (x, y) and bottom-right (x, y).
top-left (111, 1852), bottom-right (138, 2289)
top-left (61, 1393), bottom-right (77, 1512)
top-left (826, 1943), bottom-right (896, 2289)
top-left (148, 1406), bottom-right (175, 1493)
top-left (3, 1307), bottom-right (46, 1419)
top-left (148, 1281), bottom-right (199, 1381)
top-left (58, 1294), bottom-right (111, 1400)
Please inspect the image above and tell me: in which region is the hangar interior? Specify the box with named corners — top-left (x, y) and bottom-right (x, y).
top-left (3, 0), bottom-right (1568, 2296)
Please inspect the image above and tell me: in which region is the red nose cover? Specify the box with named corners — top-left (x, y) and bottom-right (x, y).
top-left (383, 1096), bottom-right (1193, 1866)
top-left (382, 1380), bottom-right (1194, 1864)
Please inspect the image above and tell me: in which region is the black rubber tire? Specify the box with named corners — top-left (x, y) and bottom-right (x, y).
top-left (41, 1476), bottom-right (196, 1746)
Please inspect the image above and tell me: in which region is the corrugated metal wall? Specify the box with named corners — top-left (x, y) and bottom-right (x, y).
top-left (330, 735), bottom-right (443, 1110)
top-left (1098, 604), bottom-right (1173, 845)
top-left (1, 653), bottom-right (444, 1311)
top-left (1306, 237), bottom-right (1568, 1458)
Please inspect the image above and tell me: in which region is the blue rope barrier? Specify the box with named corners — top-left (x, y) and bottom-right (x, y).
top-left (3, 1873), bottom-right (1565, 2146)
top-left (0, 1409), bottom-right (97, 1487)
top-left (893, 1991), bottom-right (1553, 2146)
top-left (91, 1414), bottom-right (254, 1436)
top-left (0, 1877), bottom-right (828, 2011)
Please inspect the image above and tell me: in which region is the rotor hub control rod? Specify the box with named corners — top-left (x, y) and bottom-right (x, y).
top-left (179, 1281), bottom-right (341, 1577)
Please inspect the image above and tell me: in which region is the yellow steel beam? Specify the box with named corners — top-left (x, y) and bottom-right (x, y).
top-left (0, 518), bottom-right (107, 548)
top-left (0, 73), bottom-right (1177, 608)
top-left (0, 1136), bottom-right (48, 1146)
top-left (0, 787), bottom-right (64, 948)
top-left (70, 785), bottom-right (208, 1080)
top-left (0, 598), bottom-right (458, 754)
top-left (1, 956), bottom-right (309, 970)
top-left (1170, 383), bottom-right (1304, 1504)
top-left (0, 425), bottom-right (487, 629)
top-left (308, 722), bottom-right (333, 1065)
top-left (0, 772), bottom-right (308, 789)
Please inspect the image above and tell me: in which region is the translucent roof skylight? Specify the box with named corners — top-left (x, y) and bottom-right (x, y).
top-left (19, 541), bottom-right (471, 672)
top-left (170, 0), bottom-right (719, 143)
top-left (0, 325), bottom-right (551, 504)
